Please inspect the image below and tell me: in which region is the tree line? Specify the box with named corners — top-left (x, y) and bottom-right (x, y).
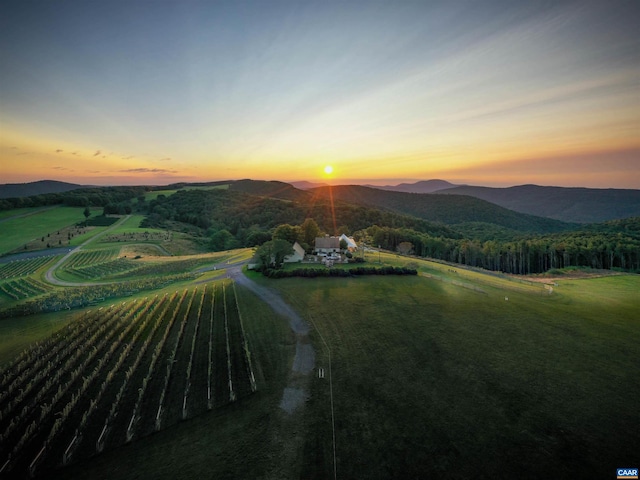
top-left (357, 221), bottom-right (640, 274)
top-left (0, 187), bottom-right (148, 211)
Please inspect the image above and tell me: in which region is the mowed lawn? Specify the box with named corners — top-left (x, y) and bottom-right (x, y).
top-left (0, 206), bottom-right (88, 254)
top-left (272, 273), bottom-right (640, 479)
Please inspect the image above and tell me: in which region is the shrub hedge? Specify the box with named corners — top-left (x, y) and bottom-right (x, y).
top-left (263, 266), bottom-right (417, 279)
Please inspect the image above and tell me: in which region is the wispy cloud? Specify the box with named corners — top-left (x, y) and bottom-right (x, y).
top-left (119, 168), bottom-right (178, 174)
top-left (55, 149), bottom-right (63, 153)
top-left (93, 150), bottom-right (101, 157)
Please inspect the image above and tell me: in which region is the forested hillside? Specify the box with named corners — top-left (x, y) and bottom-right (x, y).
top-left (436, 184), bottom-right (640, 223)
top-left (140, 187), bottom-right (460, 250)
top-left (310, 185), bottom-right (573, 234)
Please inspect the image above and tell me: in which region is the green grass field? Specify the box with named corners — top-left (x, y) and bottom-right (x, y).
top-left (144, 190), bottom-right (180, 201)
top-left (0, 206), bottom-right (89, 254)
top-left (271, 272), bottom-right (640, 479)
top-left (0, 206), bottom-right (58, 220)
top-left (102, 215), bottom-right (146, 233)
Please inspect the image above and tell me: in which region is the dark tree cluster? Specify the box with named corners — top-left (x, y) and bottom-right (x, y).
top-left (262, 266), bottom-right (418, 278)
top-left (0, 186), bottom-right (149, 211)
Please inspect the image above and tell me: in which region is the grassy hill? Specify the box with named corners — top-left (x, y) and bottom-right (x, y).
top-left (436, 184), bottom-right (640, 223)
top-left (0, 180), bottom-right (85, 199)
top-left (310, 185), bottom-right (574, 234)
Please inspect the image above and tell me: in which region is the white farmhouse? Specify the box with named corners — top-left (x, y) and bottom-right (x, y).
top-left (339, 234), bottom-right (358, 252)
top-left (284, 241), bottom-right (305, 263)
top-left (314, 236), bottom-right (341, 256)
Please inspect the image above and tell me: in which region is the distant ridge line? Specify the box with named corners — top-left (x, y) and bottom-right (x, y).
top-left (0, 180), bottom-right (86, 199)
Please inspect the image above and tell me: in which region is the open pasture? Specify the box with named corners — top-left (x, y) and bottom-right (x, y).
top-left (271, 271), bottom-right (640, 479)
top-left (0, 280), bottom-right (257, 479)
top-left (0, 207), bottom-right (59, 221)
top-left (99, 214), bottom-right (168, 237)
top-left (0, 207), bottom-right (90, 255)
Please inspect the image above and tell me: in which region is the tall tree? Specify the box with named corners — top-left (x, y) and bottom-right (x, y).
top-left (256, 239), bottom-right (294, 270)
top-left (273, 224), bottom-right (301, 244)
top-left (300, 218), bottom-right (321, 246)
top-left (83, 206), bottom-right (91, 225)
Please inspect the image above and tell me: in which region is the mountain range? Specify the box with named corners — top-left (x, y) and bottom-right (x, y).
top-left (2, 179), bottom-right (639, 225)
top-left (434, 184), bottom-right (640, 223)
top-left (365, 179), bottom-right (459, 193)
top-left (307, 184), bottom-right (572, 235)
top-left (358, 181), bottom-right (640, 223)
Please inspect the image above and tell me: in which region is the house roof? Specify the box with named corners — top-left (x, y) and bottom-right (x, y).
top-left (292, 241), bottom-right (305, 257)
top-left (339, 234), bottom-right (357, 248)
top-left (315, 236), bottom-right (340, 249)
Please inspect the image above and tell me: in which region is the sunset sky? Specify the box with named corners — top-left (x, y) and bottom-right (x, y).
top-left (1, 0), bottom-right (638, 188)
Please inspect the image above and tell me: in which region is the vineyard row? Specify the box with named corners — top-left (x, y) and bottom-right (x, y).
top-left (0, 280), bottom-right (256, 479)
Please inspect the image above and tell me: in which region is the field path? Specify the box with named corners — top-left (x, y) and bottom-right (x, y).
top-left (228, 266), bottom-right (317, 477)
top-left (44, 215), bottom-right (131, 286)
top-left (229, 267), bottom-right (315, 409)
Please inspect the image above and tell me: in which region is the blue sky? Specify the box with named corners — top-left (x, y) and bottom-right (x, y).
top-left (1, 0), bottom-right (638, 187)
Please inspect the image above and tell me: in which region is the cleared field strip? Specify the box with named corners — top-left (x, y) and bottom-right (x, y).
top-left (0, 207), bottom-right (88, 255)
top-left (0, 281), bottom-right (255, 478)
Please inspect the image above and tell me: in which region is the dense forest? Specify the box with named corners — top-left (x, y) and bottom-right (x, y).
top-left (357, 219), bottom-right (640, 274)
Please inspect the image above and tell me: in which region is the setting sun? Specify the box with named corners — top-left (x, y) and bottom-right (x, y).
top-left (324, 165), bottom-right (333, 175)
